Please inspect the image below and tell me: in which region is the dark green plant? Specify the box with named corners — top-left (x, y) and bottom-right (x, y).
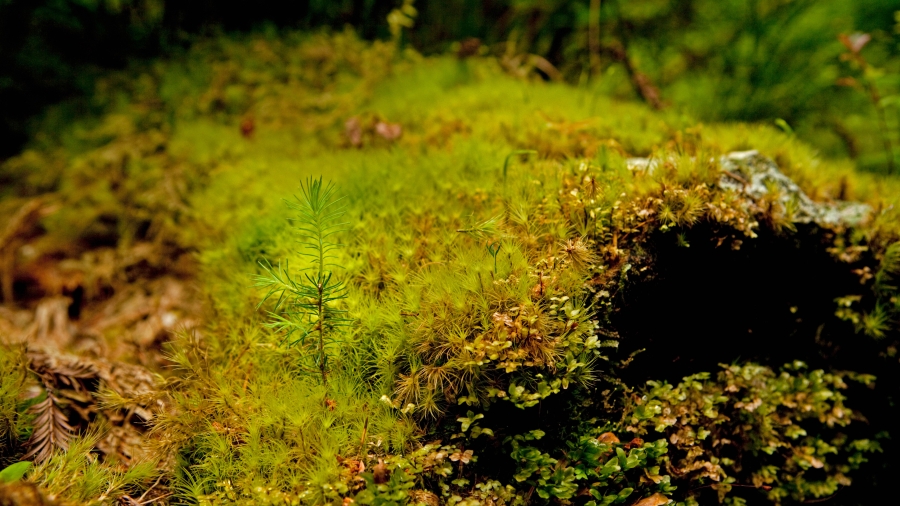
top-left (256, 177), bottom-right (350, 385)
top-left (353, 468), bottom-right (417, 505)
top-left (627, 363), bottom-right (881, 504)
top-left (500, 427), bottom-right (675, 504)
top-left (567, 434), bottom-right (675, 506)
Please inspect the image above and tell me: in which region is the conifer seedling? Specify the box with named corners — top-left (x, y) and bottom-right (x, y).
top-left (256, 177), bottom-right (350, 385)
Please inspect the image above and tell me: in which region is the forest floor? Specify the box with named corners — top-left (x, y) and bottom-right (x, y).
top-left (1, 31), bottom-right (899, 506)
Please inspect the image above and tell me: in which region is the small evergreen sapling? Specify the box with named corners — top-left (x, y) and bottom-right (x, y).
top-left (256, 177), bottom-right (350, 385)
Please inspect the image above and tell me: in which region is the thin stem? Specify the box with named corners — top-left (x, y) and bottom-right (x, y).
top-left (317, 280), bottom-right (326, 386)
top-left (357, 405), bottom-right (369, 459)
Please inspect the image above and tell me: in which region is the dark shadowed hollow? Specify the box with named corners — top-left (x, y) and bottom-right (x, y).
top-left (615, 224), bottom-right (897, 505)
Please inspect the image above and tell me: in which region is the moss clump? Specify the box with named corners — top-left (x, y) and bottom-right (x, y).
top-left (0, 30), bottom-right (899, 505)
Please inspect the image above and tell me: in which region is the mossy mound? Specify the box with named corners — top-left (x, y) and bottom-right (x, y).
top-left (1, 31), bottom-right (899, 506)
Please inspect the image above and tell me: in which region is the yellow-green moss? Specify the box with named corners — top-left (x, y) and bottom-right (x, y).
top-left (1, 30), bottom-right (898, 505)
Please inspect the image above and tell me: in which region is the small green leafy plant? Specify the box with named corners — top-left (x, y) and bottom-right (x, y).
top-left (256, 177), bottom-right (350, 385)
top-left (627, 363), bottom-right (881, 504)
top-left (0, 461), bottom-right (31, 483)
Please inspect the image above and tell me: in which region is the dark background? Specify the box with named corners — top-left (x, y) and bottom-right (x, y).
top-left (2, 0), bottom-right (900, 169)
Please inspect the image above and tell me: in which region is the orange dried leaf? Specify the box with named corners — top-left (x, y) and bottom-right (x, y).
top-left (598, 432), bottom-right (620, 444)
top-left (631, 493), bottom-right (671, 506)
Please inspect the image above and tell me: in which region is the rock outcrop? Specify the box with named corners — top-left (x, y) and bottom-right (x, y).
top-left (627, 150), bottom-right (871, 227)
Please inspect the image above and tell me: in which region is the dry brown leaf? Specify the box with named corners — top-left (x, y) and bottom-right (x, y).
top-left (375, 121), bottom-right (402, 141)
top-left (22, 350), bottom-right (165, 464)
top-left (631, 493), bottom-right (671, 506)
top-left (598, 432), bottom-right (620, 444)
top-left (345, 117), bottom-right (362, 147)
top-left (24, 297), bottom-right (75, 350)
top-left (23, 393), bottom-right (73, 462)
top-left (1, 199), bottom-right (46, 303)
top-left (373, 458), bottom-right (388, 484)
top-left (642, 469), bottom-right (665, 484)
top-left (449, 449), bottom-right (473, 464)
top-left (96, 425), bottom-right (147, 464)
top-left (625, 437), bottom-right (644, 448)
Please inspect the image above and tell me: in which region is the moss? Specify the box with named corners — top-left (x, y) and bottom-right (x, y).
top-left (0, 347), bottom-right (28, 466)
top-left (1, 30), bottom-right (899, 505)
